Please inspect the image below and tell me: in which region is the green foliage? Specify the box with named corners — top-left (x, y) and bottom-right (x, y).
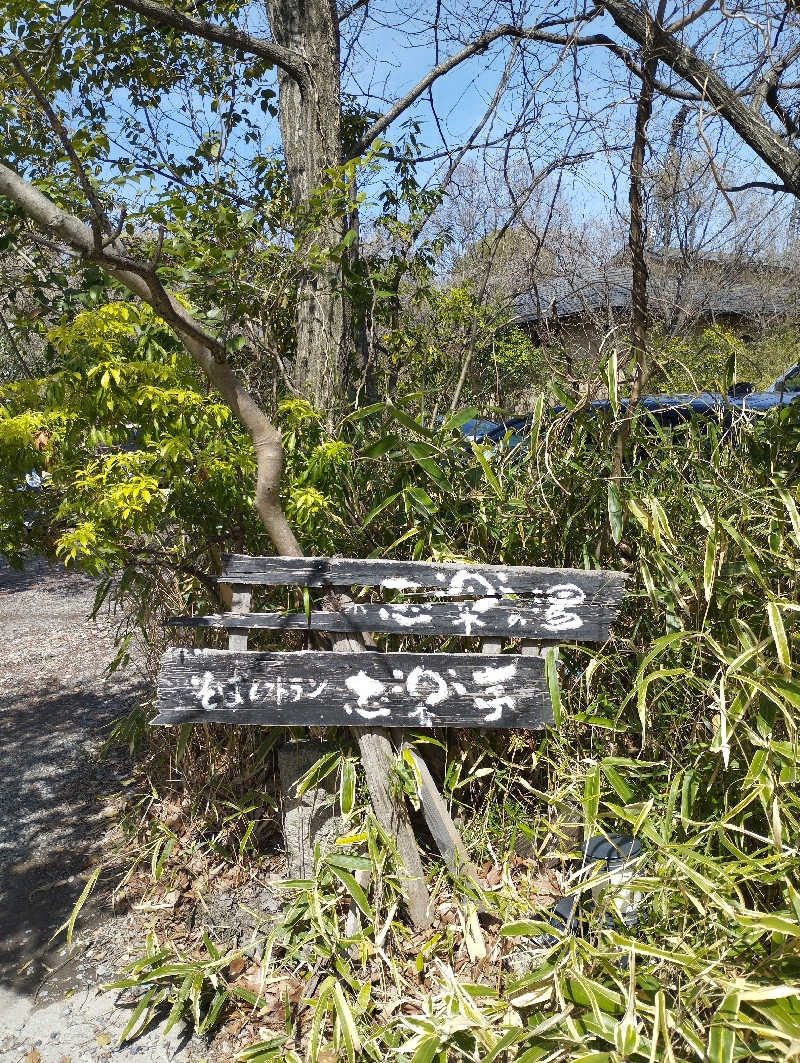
top-left (56, 389), bottom-right (800, 1061)
top-left (0, 299), bottom-right (268, 583)
top-left (257, 396), bottom-right (800, 1062)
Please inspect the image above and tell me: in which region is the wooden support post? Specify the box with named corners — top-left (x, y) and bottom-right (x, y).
top-left (330, 623), bottom-right (431, 930)
top-left (403, 745), bottom-right (485, 891)
top-left (278, 739), bottom-right (340, 879)
top-left (521, 638), bottom-right (559, 660)
top-left (227, 584), bottom-right (251, 652)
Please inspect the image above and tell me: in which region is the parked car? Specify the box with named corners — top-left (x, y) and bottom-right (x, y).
top-left (765, 363), bottom-right (800, 395)
top-left (459, 376), bottom-right (800, 455)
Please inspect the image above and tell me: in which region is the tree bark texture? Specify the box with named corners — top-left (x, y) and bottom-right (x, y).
top-left (266, 0), bottom-right (348, 421)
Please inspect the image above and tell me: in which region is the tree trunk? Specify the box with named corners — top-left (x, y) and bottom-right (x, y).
top-left (266, 0), bottom-right (348, 422)
top-left (612, 0), bottom-right (666, 482)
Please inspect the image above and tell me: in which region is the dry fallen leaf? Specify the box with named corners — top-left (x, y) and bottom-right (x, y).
top-left (485, 866), bottom-right (503, 887)
top-left (25, 1051), bottom-right (41, 1063)
top-left (464, 910), bottom-right (487, 962)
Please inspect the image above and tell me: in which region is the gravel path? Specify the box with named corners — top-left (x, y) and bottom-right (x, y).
top-left (0, 558), bottom-right (204, 1062)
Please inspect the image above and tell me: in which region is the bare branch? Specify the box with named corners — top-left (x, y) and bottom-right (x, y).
top-left (597, 0), bottom-right (800, 196)
top-left (338, 0), bottom-right (368, 21)
top-left (10, 54), bottom-right (110, 241)
top-left (723, 180), bottom-right (791, 193)
top-left (665, 0), bottom-right (717, 35)
top-left (108, 0), bottom-right (309, 86)
top-left (350, 19), bottom-right (615, 157)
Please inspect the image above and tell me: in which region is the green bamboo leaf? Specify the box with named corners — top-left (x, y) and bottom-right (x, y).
top-left (409, 1034), bottom-right (441, 1063)
top-left (767, 601), bottom-right (791, 673)
top-left (704, 530), bottom-right (716, 602)
top-left (583, 763), bottom-right (601, 826)
top-left (606, 348), bottom-right (619, 415)
top-left (163, 974), bottom-right (193, 1035)
top-left (601, 761), bottom-right (634, 803)
top-left (328, 863), bottom-right (372, 919)
top-left (197, 988), bottom-right (229, 1034)
top-left (778, 486), bottom-right (800, 548)
top-left (296, 750), bottom-right (341, 796)
top-left (500, 919), bottom-right (558, 937)
top-left (308, 976), bottom-right (336, 1063)
top-left (363, 434), bottom-right (399, 458)
top-left (363, 490), bottom-right (402, 527)
top-left (53, 865), bottom-right (101, 946)
top-left (341, 401), bottom-right (386, 422)
top-left (333, 982), bottom-right (361, 1063)
top-left (117, 985), bottom-right (159, 1043)
top-left (471, 441), bottom-right (502, 498)
top-left (404, 485), bottom-right (436, 515)
top-left (738, 911), bottom-right (800, 936)
top-left (386, 404), bottom-right (436, 439)
top-left (707, 990), bottom-right (740, 1063)
top-left (545, 647), bottom-right (561, 728)
top-left (439, 407), bottom-right (479, 432)
top-left (340, 758), bottom-right (356, 816)
top-left (607, 481), bottom-right (623, 544)
top-left (326, 853), bottom-right (372, 870)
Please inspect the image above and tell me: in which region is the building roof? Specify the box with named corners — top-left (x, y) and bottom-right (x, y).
top-left (515, 265), bottom-right (797, 325)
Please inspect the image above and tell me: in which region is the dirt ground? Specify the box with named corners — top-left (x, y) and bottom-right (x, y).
top-left (0, 557), bottom-right (206, 1062)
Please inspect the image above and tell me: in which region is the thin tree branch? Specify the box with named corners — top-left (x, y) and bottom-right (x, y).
top-left (724, 180), bottom-right (791, 192)
top-left (10, 54), bottom-right (110, 241)
top-left (109, 0), bottom-right (309, 86)
top-left (338, 0), bottom-right (368, 21)
top-left (665, 0), bottom-right (716, 34)
top-left (351, 20), bottom-right (614, 157)
top-left (597, 0), bottom-right (800, 195)
top-left (0, 309), bottom-right (34, 377)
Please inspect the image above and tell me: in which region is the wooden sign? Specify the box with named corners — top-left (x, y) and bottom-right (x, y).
top-left (169, 593), bottom-right (616, 641)
top-left (154, 648), bottom-right (552, 729)
top-left (219, 554), bottom-right (625, 602)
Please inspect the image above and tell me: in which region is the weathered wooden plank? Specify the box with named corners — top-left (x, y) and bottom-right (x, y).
top-left (219, 554), bottom-right (625, 603)
top-left (327, 603), bottom-right (432, 928)
top-left (167, 598), bottom-right (618, 641)
top-left (403, 744), bottom-right (486, 891)
top-left (153, 648), bottom-right (552, 729)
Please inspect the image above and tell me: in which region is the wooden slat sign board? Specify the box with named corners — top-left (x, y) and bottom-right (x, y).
top-left (169, 596), bottom-right (616, 641)
top-left (220, 554), bottom-right (624, 603)
top-left (154, 648), bottom-right (552, 729)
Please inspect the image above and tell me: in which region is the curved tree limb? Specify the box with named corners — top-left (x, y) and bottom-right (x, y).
top-left (0, 160), bottom-right (433, 926)
top-left (0, 159), bottom-right (300, 556)
top-left (109, 0), bottom-right (309, 86)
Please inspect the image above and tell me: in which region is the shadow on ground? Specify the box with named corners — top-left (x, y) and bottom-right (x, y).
top-left (0, 683), bottom-right (135, 993)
